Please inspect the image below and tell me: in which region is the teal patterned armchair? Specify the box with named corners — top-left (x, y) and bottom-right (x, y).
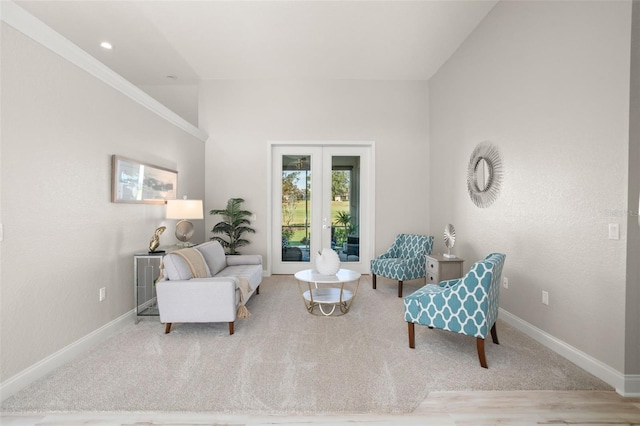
top-left (403, 253), bottom-right (506, 368)
top-left (370, 234), bottom-right (434, 297)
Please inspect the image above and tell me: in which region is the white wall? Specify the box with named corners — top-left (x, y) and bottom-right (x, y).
top-left (199, 79), bottom-right (430, 264)
top-left (429, 0), bottom-right (631, 372)
top-left (0, 23), bottom-right (206, 382)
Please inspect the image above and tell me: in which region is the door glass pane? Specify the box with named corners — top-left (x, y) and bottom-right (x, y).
top-left (281, 155), bottom-right (311, 263)
top-left (331, 156), bottom-right (360, 263)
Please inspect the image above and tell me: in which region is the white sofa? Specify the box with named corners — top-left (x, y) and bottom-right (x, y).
top-left (156, 240), bottom-right (262, 335)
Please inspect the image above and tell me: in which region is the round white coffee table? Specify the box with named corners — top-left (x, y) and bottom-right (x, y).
top-left (294, 269), bottom-right (361, 316)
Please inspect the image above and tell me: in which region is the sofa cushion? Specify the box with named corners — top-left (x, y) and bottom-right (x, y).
top-left (196, 240), bottom-right (227, 276)
top-left (226, 254), bottom-right (262, 266)
top-left (215, 264), bottom-right (262, 293)
top-left (163, 250), bottom-right (211, 281)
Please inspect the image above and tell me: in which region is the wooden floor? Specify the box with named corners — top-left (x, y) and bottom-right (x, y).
top-left (2, 390), bottom-right (639, 425)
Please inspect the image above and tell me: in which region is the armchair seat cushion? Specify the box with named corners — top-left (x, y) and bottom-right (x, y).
top-left (370, 258), bottom-right (414, 280)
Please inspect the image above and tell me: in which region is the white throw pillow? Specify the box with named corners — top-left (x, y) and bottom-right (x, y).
top-left (196, 240), bottom-right (227, 276)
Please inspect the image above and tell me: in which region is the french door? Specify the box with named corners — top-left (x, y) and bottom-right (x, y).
top-left (270, 143), bottom-right (372, 274)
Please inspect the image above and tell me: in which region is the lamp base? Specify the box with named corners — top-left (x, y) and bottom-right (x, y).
top-left (443, 253), bottom-right (457, 259)
top-left (175, 220), bottom-right (195, 243)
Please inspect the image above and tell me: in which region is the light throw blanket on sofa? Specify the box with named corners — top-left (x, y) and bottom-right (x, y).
top-left (172, 248), bottom-right (209, 278)
top-left (167, 248), bottom-right (251, 319)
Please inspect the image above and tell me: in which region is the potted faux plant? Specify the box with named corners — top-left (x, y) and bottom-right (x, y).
top-left (334, 211), bottom-right (356, 250)
top-left (210, 198), bottom-right (255, 255)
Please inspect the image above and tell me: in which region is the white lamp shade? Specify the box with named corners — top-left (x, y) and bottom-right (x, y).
top-left (166, 199), bottom-right (203, 220)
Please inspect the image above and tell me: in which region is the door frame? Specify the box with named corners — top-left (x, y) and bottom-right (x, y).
top-left (266, 141), bottom-right (375, 275)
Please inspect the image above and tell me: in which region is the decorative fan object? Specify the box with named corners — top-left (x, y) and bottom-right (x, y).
top-left (443, 224), bottom-right (456, 258)
top-left (467, 142), bottom-right (503, 208)
top-left (315, 248), bottom-right (341, 275)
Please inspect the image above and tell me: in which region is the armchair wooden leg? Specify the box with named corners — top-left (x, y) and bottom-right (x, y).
top-left (372, 274), bottom-right (377, 289)
top-left (397, 280), bottom-right (403, 298)
top-left (256, 285), bottom-right (260, 295)
top-left (408, 322), bottom-right (415, 349)
top-left (490, 322), bottom-right (499, 345)
top-left (477, 337), bottom-right (488, 368)
top-left (228, 322), bottom-right (235, 335)
top-left (164, 323), bottom-right (172, 334)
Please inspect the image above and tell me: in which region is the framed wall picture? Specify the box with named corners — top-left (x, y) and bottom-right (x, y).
top-left (111, 155), bottom-right (178, 204)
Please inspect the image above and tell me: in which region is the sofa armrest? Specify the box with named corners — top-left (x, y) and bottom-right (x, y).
top-left (156, 277), bottom-right (240, 323)
top-left (226, 254), bottom-right (262, 266)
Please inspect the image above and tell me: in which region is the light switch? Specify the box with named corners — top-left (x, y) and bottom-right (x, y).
top-left (608, 223), bottom-right (620, 240)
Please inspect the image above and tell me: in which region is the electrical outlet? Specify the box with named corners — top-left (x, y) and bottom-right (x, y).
top-left (608, 223), bottom-right (620, 240)
top-left (502, 277), bottom-right (509, 289)
top-left (542, 290), bottom-right (549, 305)
top-left (99, 287), bottom-right (106, 302)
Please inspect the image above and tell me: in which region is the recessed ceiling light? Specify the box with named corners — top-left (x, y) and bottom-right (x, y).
top-left (100, 41), bottom-right (112, 50)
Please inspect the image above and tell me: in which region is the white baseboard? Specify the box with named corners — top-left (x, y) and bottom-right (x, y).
top-left (0, 310), bottom-right (135, 402)
top-left (624, 375), bottom-right (640, 397)
top-left (499, 308), bottom-right (639, 396)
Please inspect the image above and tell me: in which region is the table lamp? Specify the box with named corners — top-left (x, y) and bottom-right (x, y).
top-left (166, 197), bottom-right (203, 246)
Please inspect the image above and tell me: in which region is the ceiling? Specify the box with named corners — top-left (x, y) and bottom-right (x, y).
top-left (15, 0), bottom-right (498, 86)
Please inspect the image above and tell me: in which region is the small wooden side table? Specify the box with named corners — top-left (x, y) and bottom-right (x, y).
top-left (425, 254), bottom-right (464, 285)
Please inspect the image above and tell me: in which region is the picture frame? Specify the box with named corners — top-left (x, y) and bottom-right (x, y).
top-left (111, 155), bottom-right (178, 204)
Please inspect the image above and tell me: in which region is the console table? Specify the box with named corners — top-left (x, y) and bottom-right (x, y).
top-left (134, 252), bottom-right (164, 323)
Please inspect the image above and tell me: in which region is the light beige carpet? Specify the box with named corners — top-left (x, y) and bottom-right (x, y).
top-left (1, 275), bottom-right (611, 415)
